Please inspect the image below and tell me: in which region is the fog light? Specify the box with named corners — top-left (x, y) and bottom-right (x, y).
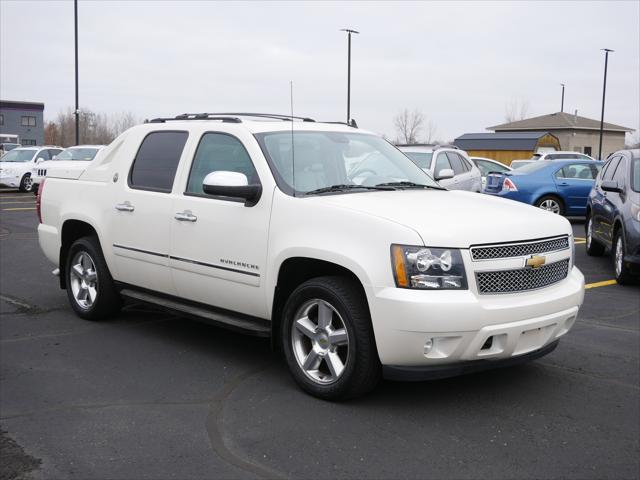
top-left (424, 338), bottom-right (433, 354)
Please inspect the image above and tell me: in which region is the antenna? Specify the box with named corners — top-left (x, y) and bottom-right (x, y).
top-left (290, 80), bottom-right (295, 197)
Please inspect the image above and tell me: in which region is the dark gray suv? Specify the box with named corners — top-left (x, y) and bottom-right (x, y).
top-left (586, 149), bottom-right (640, 284)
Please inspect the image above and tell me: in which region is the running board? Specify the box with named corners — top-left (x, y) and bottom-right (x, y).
top-left (119, 288), bottom-right (270, 337)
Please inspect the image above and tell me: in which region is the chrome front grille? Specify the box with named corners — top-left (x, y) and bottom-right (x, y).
top-left (470, 237), bottom-right (569, 261)
top-left (475, 259), bottom-right (570, 294)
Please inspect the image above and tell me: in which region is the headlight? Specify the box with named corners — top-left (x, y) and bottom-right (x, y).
top-left (391, 244), bottom-right (468, 290)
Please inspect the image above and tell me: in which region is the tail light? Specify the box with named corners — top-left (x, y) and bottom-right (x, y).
top-left (502, 177), bottom-right (518, 192)
top-left (36, 178), bottom-right (45, 223)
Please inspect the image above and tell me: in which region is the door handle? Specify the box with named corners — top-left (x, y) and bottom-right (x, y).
top-left (558, 182), bottom-right (569, 186)
top-left (174, 211), bottom-right (197, 222)
top-left (115, 201), bottom-right (135, 212)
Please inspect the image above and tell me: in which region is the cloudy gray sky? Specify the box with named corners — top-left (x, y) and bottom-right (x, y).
top-left (1, 0), bottom-right (638, 141)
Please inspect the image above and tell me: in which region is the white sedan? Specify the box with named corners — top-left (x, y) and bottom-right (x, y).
top-left (32, 145), bottom-right (105, 190)
top-left (0, 146), bottom-right (63, 192)
top-left (470, 157), bottom-right (512, 191)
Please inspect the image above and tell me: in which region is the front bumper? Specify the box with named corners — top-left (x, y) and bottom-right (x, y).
top-left (383, 339), bottom-right (559, 381)
top-left (368, 266), bottom-right (584, 367)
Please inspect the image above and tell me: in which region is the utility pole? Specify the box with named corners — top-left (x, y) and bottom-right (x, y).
top-left (340, 28), bottom-right (359, 124)
top-left (560, 83), bottom-right (565, 113)
top-left (598, 48), bottom-right (614, 160)
top-left (74, 0), bottom-right (79, 145)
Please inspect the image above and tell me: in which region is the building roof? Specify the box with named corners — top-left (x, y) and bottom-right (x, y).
top-left (0, 100), bottom-right (45, 111)
top-left (453, 131), bottom-right (558, 151)
top-left (488, 112), bottom-right (634, 133)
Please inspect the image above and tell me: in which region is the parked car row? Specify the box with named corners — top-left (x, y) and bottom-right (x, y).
top-left (0, 145), bottom-right (104, 192)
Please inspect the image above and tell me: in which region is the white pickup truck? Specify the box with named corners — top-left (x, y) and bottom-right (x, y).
top-left (37, 113), bottom-right (585, 400)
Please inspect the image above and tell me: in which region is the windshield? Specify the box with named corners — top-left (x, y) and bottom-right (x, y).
top-left (56, 148), bottom-right (99, 161)
top-left (515, 161), bottom-right (553, 174)
top-left (0, 149), bottom-right (36, 162)
top-left (403, 151), bottom-right (433, 169)
top-left (632, 158), bottom-right (640, 193)
top-left (0, 143), bottom-right (20, 152)
top-left (476, 159), bottom-right (509, 175)
top-left (255, 131), bottom-right (440, 195)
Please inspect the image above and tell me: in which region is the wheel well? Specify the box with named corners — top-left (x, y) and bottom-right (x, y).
top-left (270, 257), bottom-right (367, 348)
top-left (59, 220), bottom-right (99, 288)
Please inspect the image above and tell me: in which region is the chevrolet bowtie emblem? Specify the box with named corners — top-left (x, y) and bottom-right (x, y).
top-left (526, 255), bottom-right (546, 269)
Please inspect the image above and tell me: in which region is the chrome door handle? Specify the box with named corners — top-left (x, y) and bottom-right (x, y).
top-left (115, 202), bottom-right (135, 212)
top-left (174, 211), bottom-right (197, 222)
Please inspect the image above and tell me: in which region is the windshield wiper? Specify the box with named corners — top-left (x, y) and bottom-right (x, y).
top-left (305, 184), bottom-right (394, 195)
top-left (375, 181), bottom-right (446, 190)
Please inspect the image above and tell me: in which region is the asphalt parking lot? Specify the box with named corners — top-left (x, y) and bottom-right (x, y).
top-left (1, 190), bottom-right (638, 480)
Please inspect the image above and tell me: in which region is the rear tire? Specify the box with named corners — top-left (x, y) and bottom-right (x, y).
top-left (281, 276), bottom-right (381, 400)
top-left (585, 214), bottom-right (605, 256)
top-left (535, 195), bottom-right (564, 215)
top-left (613, 230), bottom-right (635, 285)
top-left (18, 174), bottom-right (33, 193)
top-left (65, 236), bottom-right (122, 320)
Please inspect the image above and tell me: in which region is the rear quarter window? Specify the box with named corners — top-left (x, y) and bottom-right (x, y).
top-left (129, 131), bottom-right (188, 192)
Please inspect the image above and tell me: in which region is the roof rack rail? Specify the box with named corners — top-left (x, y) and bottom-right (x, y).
top-left (321, 119), bottom-right (358, 128)
top-left (213, 112), bottom-right (316, 122)
top-left (395, 143), bottom-right (458, 149)
top-left (147, 114), bottom-right (242, 124)
top-left (145, 112), bottom-right (317, 124)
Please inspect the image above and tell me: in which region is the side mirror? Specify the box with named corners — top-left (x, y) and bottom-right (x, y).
top-left (601, 180), bottom-right (622, 193)
top-left (51, 155), bottom-right (57, 160)
top-left (202, 171), bottom-right (262, 206)
top-left (435, 168), bottom-right (455, 181)
top-left (36, 157), bottom-right (45, 164)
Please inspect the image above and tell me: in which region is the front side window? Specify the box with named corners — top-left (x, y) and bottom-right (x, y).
top-left (612, 158), bottom-right (627, 187)
top-left (602, 156), bottom-right (621, 181)
top-left (435, 153), bottom-right (453, 175)
top-left (631, 158), bottom-right (640, 193)
top-left (255, 131), bottom-right (439, 195)
top-left (186, 133), bottom-right (258, 195)
top-left (21, 116), bottom-right (36, 127)
top-left (446, 152), bottom-right (466, 175)
top-left (0, 149), bottom-right (36, 162)
top-left (556, 163), bottom-right (596, 180)
top-left (36, 150), bottom-right (50, 161)
top-left (129, 131), bottom-right (188, 192)
top-left (56, 148), bottom-right (100, 161)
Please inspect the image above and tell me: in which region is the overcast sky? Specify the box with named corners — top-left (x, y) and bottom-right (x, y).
top-left (1, 0), bottom-right (638, 141)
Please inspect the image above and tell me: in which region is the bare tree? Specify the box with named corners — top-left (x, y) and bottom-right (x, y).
top-left (424, 119), bottom-right (438, 144)
top-left (47, 108), bottom-right (140, 147)
top-left (504, 99), bottom-right (530, 123)
top-left (394, 109), bottom-right (424, 144)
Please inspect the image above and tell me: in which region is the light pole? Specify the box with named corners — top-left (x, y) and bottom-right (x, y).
top-left (598, 48), bottom-right (614, 160)
top-left (74, 0), bottom-right (79, 145)
top-left (560, 83), bottom-right (565, 113)
top-left (340, 28), bottom-right (359, 124)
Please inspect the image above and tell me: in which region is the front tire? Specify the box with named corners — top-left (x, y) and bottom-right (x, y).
top-left (535, 195), bottom-right (564, 215)
top-left (65, 236), bottom-right (122, 320)
top-left (585, 214), bottom-right (605, 256)
top-left (18, 174), bottom-right (33, 193)
top-left (613, 230), bottom-right (634, 285)
top-left (281, 276), bottom-right (381, 400)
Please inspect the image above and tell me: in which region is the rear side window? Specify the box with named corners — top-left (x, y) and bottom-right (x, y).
top-left (129, 131), bottom-right (188, 192)
top-left (556, 163), bottom-right (596, 180)
top-left (186, 133), bottom-right (259, 195)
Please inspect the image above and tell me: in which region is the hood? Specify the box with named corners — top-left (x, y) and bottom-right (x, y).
top-left (312, 189), bottom-right (571, 247)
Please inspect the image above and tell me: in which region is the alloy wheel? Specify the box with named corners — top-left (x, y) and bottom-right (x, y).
top-left (615, 236), bottom-right (624, 277)
top-left (69, 251), bottom-right (98, 309)
top-left (587, 218), bottom-right (593, 249)
top-left (291, 299), bottom-right (349, 385)
top-left (539, 199), bottom-right (560, 214)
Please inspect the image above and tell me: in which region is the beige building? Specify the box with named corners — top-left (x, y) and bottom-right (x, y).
top-left (488, 112), bottom-right (634, 160)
